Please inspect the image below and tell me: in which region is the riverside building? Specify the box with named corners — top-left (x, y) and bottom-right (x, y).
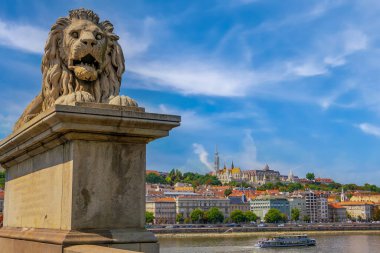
top-left (176, 196), bottom-right (230, 219)
top-left (146, 197), bottom-right (177, 224)
top-left (340, 201), bottom-right (375, 221)
top-left (250, 195), bottom-right (290, 220)
top-left (288, 196), bottom-right (307, 220)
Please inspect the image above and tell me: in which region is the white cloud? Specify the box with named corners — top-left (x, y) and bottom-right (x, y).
top-left (236, 130), bottom-right (261, 169)
top-left (343, 29), bottom-right (368, 53)
top-left (152, 104), bottom-right (214, 131)
top-left (119, 17), bottom-right (157, 58)
top-left (287, 61), bottom-right (328, 77)
top-left (192, 143), bottom-right (213, 171)
top-left (323, 56), bottom-right (346, 67)
top-left (358, 123), bottom-right (380, 138)
top-left (128, 60), bottom-right (256, 97)
top-left (0, 20), bottom-right (46, 54)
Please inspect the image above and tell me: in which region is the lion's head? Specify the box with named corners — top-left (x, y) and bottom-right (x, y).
top-left (41, 8), bottom-right (125, 110)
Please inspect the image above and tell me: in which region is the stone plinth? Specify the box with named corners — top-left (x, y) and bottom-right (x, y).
top-left (0, 103), bottom-right (180, 253)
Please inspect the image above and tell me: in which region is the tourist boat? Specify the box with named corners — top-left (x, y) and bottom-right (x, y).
top-left (254, 234), bottom-right (316, 248)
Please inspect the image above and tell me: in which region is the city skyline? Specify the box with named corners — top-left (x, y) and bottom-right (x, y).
top-left (0, 1), bottom-right (380, 184)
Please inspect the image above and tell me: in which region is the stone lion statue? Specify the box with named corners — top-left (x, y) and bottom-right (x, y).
top-left (14, 8), bottom-right (137, 131)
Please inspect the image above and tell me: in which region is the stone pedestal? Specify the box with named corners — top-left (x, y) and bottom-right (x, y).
top-left (0, 103), bottom-right (180, 253)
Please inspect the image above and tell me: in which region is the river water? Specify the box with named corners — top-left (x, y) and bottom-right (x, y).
top-left (159, 234), bottom-right (380, 253)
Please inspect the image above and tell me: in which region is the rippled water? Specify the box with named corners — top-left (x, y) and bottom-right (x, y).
top-left (159, 234), bottom-right (380, 253)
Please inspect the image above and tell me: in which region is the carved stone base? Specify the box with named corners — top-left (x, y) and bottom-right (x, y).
top-left (0, 227), bottom-right (159, 253)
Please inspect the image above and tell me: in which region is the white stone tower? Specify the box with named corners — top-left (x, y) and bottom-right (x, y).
top-left (341, 188), bottom-right (346, 202)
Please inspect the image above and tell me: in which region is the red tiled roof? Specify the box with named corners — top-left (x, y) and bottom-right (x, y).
top-left (329, 203), bottom-right (345, 209)
top-left (340, 201), bottom-right (375, 206)
top-left (152, 197), bottom-right (176, 203)
top-left (146, 170), bottom-right (160, 175)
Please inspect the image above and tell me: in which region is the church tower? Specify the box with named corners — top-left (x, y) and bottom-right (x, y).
top-left (341, 188), bottom-right (346, 202)
top-left (214, 145), bottom-right (220, 173)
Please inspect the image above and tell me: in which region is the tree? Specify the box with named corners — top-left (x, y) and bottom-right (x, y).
top-left (146, 173), bottom-right (166, 184)
top-left (244, 211), bottom-right (258, 222)
top-left (291, 208), bottom-right (300, 222)
top-left (224, 188), bottom-right (233, 197)
top-left (306, 172), bottom-right (315, 181)
top-left (206, 207), bottom-right (224, 223)
top-left (230, 210), bottom-right (246, 223)
top-left (190, 208), bottom-right (205, 223)
top-left (0, 171), bottom-right (5, 189)
top-left (176, 213), bottom-right (184, 224)
top-left (145, 211), bottom-right (154, 224)
top-left (373, 208), bottom-right (380, 221)
top-left (303, 215), bottom-right (311, 223)
top-left (165, 176), bottom-right (172, 185)
top-left (264, 208), bottom-right (286, 223)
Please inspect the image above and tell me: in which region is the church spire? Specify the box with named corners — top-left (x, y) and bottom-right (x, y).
top-left (214, 145), bottom-right (220, 173)
top-left (231, 161), bottom-right (235, 169)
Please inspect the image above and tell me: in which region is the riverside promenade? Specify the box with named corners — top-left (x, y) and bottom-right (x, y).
top-left (149, 223), bottom-right (380, 235)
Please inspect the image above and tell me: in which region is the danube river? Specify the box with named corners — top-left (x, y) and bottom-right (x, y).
top-left (159, 234), bottom-right (380, 253)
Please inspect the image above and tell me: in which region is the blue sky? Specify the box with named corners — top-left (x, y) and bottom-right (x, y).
top-left (1, 0), bottom-right (380, 184)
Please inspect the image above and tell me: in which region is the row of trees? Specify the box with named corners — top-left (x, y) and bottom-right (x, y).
top-left (146, 208), bottom-right (311, 225)
top-left (177, 208), bottom-right (259, 224)
top-left (146, 169), bottom-right (222, 187)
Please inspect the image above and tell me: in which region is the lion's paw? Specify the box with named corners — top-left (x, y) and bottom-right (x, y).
top-left (55, 91), bottom-right (95, 105)
top-left (109, 95), bottom-right (138, 107)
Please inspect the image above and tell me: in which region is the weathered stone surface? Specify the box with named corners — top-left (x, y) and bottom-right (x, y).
top-left (0, 237), bottom-right (62, 253)
top-left (0, 104), bottom-right (179, 252)
top-left (14, 8), bottom-right (138, 131)
top-left (65, 245), bottom-right (140, 253)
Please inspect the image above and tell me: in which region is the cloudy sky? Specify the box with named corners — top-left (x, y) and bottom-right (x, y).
top-left (1, 0), bottom-right (380, 184)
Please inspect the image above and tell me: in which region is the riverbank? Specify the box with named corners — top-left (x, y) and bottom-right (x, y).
top-left (156, 229), bottom-right (380, 238)
top-left (151, 224), bottom-right (380, 238)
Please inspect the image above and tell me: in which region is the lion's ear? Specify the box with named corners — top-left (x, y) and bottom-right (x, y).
top-left (100, 20), bottom-right (115, 33)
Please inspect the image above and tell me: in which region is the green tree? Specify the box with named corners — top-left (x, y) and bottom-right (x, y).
top-left (373, 208), bottom-right (380, 221)
top-left (306, 172), bottom-right (315, 181)
top-left (0, 171), bottom-right (5, 189)
top-left (184, 217), bottom-right (191, 224)
top-left (205, 207), bottom-right (224, 223)
top-left (176, 213), bottom-right (184, 224)
top-left (224, 188), bottom-right (233, 197)
top-left (244, 211), bottom-right (258, 222)
top-left (190, 208), bottom-right (205, 223)
top-left (145, 211), bottom-right (154, 224)
top-left (146, 173), bottom-right (166, 184)
top-left (291, 208), bottom-right (300, 221)
top-left (303, 215), bottom-right (311, 223)
top-left (165, 176), bottom-right (172, 185)
top-left (264, 208), bottom-right (286, 223)
top-left (230, 210), bottom-right (246, 223)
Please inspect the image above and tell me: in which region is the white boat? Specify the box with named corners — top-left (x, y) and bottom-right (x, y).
top-left (254, 234), bottom-right (316, 248)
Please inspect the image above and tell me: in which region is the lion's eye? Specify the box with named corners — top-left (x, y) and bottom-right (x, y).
top-left (71, 32), bottom-right (79, 39)
top-left (96, 34), bottom-right (103, 40)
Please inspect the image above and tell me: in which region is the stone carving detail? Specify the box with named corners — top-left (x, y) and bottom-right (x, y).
top-left (14, 8), bottom-right (137, 131)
